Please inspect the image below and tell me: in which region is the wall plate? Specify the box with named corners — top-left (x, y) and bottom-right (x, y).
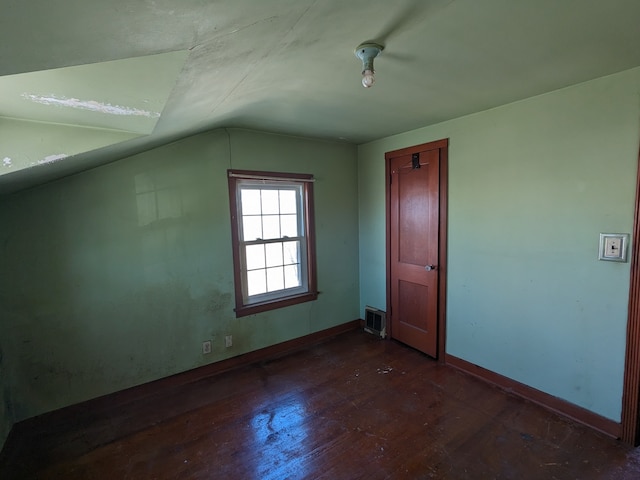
top-left (599, 233), bottom-right (630, 262)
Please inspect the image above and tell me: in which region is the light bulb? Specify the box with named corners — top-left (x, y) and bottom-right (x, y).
top-left (362, 69), bottom-right (375, 88)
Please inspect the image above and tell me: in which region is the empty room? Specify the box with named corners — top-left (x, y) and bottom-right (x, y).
top-left (2, 1), bottom-right (640, 478)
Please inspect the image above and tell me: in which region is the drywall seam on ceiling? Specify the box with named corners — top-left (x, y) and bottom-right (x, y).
top-left (0, 114), bottom-right (146, 135)
top-left (21, 94), bottom-right (160, 118)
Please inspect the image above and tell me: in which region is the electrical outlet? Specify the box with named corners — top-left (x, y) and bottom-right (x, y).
top-left (202, 340), bottom-right (212, 355)
top-left (225, 335), bottom-right (232, 348)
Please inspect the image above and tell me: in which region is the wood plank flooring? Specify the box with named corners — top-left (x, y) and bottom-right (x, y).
top-left (2, 330), bottom-right (640, 479)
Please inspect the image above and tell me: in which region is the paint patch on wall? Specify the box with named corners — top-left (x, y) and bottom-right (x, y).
top-left (22, 94), bottom-right (160, 118)
top-left (2, 157), bottom-right (12, 168)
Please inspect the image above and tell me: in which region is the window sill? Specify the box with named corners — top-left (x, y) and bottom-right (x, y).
top-left (235, 291), bottom-right (318, 318)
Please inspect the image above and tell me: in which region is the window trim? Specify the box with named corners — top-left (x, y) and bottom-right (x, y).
top-left (228, 169), bottom-right (318, 317)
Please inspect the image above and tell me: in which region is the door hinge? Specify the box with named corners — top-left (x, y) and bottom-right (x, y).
top-left (389, 173), bottom-right (393, 185)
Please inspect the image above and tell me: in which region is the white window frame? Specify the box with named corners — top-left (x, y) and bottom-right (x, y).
top-left (228, 170), bottom-right (317, 317)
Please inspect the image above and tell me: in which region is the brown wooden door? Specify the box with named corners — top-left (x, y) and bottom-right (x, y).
top-left (387, 143), bottom-right (443, 357)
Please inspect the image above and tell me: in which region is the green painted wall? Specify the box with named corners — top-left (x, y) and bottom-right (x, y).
top-left (0, 128), bottom-right (359, 423)
top-left (358, 67), bottom-right (640, 421)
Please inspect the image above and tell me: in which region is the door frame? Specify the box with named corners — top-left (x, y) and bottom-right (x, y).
top-left (621, 141), bottom-right (640, 445)
top-left (385, 138), bottom-right (449, 361)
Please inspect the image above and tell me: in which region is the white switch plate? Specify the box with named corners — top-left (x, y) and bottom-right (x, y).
top-left (599, 233), bottom-right (629, 262)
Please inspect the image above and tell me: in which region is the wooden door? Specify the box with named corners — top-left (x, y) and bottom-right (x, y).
top-left (386, 140), bottom-right (447, 358)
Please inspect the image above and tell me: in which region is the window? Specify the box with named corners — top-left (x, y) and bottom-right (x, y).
top-left (228, 170), bottom-right (317, 317)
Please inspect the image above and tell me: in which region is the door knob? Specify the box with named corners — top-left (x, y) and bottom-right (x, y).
top-left (425, 265), bottom-right (437, 271)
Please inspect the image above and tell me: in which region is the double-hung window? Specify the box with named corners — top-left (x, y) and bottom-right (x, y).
top-left (228, 170), bottom-right (317, 317)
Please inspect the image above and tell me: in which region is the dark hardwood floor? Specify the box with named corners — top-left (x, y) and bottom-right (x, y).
top-left (2, 330), bottom-right (640, 479)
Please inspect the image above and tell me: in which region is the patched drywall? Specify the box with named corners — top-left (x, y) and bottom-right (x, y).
top-left (358, 66), bottom-right (640, 421)
top-left (0, 129), bottom-right (358, 421)
top-left (0, 51), bottom-right (188, 136)
top-left (0, 51), bottom-right (189, 183)
top-left (21, 94), bottom-right (160, 118)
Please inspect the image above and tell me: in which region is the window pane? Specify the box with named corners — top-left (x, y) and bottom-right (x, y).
top-left (241, 189), bottom-right (262, 215)
top-left (281, 214), bottom-right (298, 238)
top-left (261, 189), bottom-right (279, 215)
top-left (284, 264), bottom-right (301, 289)
top-left (279, 189), bottom-right (297, 214)
top-left (242, 216), bottom-right (262, 241)
top-left (245, 244), bottom-right (266, 270)
top-left (262, 215), bottom-right (280, 239)
top-left (266, 266), bottom-right (285, 292)
top-left (247, 269), bottom-right (267, 296)
top-left (283, 241), bottom-right (299, 265)
top-left (265, 242), bottom-right (284, 268)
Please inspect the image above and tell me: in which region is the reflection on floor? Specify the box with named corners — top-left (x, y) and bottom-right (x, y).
top-left (1, 329), bottom-right (640, 479)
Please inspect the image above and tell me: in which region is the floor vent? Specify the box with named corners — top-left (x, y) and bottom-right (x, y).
top-left (364, 306), bottom-right (386, 338)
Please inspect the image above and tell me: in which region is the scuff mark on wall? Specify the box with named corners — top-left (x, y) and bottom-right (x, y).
top-left (22, 94), bottom-right (160, 118)
top-left (2, 157), bottom-right (12, 168)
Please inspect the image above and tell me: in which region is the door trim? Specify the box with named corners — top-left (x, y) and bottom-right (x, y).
top-left (621, 140), bottom-right (640, 445)
top-left (385, 138), bottom-right (449, 361)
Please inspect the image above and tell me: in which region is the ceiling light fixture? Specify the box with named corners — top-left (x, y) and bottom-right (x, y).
top-left (354, 43), bottom-right (384, 88)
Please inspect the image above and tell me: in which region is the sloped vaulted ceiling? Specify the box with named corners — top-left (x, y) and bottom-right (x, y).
top-left (2, 0), bottom-right (640, 192)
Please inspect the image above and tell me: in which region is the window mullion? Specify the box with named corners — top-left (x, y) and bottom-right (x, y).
top-left (243, 236), bottom-right (303, 246)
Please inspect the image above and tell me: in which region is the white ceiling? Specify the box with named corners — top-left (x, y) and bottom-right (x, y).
top-left (2, 0), bottom-right (640, 192)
